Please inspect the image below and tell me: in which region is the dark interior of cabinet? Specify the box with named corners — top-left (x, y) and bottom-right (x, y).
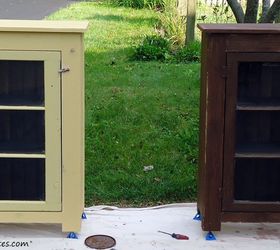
top-left (0, 158), bottom-right (45, 201)
top-left (0, 110), bottom-right (45, 153)
top-left (0, 60), bottom-right (44, 106)
top-left (234, 61), bottom-right (280, 202)
top-left (236, 111), bottom-right (280, 154)
top-left (0, 60), bottom-right (45, 201)
top-left (237, 62), bottom-right (280, 106)
top-left (234, 158), bottom-right (280, 201)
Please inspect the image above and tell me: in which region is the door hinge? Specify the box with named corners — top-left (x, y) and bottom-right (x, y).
top-left (58, 67), bottom-right (70, 73)
top-left (221, 66), bottom-right (227, 78)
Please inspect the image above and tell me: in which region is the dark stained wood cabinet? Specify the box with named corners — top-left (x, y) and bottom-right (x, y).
top-left (197, 24), bottom-right (280, 231)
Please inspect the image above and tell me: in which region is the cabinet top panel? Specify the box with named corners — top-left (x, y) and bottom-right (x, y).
top-left (198, 24), bottom-right (280, 34)
top-left (0, 20), bottom-right (88, 33)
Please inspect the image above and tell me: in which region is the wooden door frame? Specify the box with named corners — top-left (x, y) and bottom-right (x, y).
top-left (222, 52), bottom-right (280, 212)
top-left (0, 50), bottom-right (61, 211)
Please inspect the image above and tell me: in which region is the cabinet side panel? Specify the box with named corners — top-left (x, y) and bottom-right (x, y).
top-left (61, 34), bottom-right (85, 232)
top-left (197, 32), bottom-right (208, 215)
top-left (198, 34), bottom-right (226, 231)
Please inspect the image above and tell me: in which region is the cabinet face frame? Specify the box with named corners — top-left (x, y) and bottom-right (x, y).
top-left (223, 52), bottom-right (280, 212)
top-left (0, 50), bottom-right (61, 211)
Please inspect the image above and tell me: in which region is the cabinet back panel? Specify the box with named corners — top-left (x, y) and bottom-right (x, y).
top-left (0, 158), bottom-right (45, 201)
top-left (0, 60), bottom-right (44, 106)
top-left (238, 62), bottom-right (280, 104)
top-left (0, 110), bottom-right (45, 153)
top-left (236, 111), bottom-right (280, 145)
top-left (234, 158), bottom-right (280, 201)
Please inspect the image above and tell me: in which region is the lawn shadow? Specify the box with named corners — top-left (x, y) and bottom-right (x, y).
top-left (85, 46), bottom-right (135, 65)
top-left (85, 13), bottom-right (158, 25)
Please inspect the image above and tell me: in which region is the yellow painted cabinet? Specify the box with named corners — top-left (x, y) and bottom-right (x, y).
top-left (0, 20), bottom-right (88, 233)
top-left (0, 51), bottom-right (61, 212)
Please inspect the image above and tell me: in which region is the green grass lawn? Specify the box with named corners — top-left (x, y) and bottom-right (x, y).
top-left (49, 2), bottom-right (200, 206)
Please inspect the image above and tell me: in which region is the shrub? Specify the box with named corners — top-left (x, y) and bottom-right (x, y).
top-left (132, 35), bottom-right (170, 61)
top-left (110, 0), bottom-right (165, 9)
top-left (132, 36), bottom-right (201, 63)
top-left (173, 41), bottom-right (201, 63)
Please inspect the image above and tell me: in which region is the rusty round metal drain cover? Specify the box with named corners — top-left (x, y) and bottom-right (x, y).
top-left (84, 235), bottom-right (116, 249)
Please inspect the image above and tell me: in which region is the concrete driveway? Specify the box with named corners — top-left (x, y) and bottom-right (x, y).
top-left (0, 0), bottom-right (76, 20)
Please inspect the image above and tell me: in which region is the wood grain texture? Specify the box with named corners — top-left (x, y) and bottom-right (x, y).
top-left (223, 52), bottom-right (280, 212)
top-left (197, 32), bottom-right (207, 216)
top-left (226, 34), bottom-right (280, 52)
top-left (221, 212), bottom-right (280, 222)
top-left (198, 25), bottom-right (280, 232)
top-left (198, 24), bottom-right (280, 33)
top-left (198, 33), bottom-right (226, 231)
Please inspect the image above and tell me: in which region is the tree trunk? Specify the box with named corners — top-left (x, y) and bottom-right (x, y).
top-left (178, 0), bottom-right (188, 16)
top-left (244, 0), bottom-right (259, 23)
top-left (186, 0), bottom-right (196, 45)
top-left (226, 0), bottom-right (245, 23)
top-left (260, 0), bottom-right (280, 22)
top-left (261, 0), bottom-right (270, 18)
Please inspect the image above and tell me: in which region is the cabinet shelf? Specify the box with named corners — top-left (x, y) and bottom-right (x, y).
top-left (236, 144), bottom-right (280, 158)
top-left (237, 104), bottom-right (280, 111)
top-left (0, 153), bottom-right (45, 158)
top-left (0, 106), bottom-right (45, 111)
top-left (237, 100), bottom-right (280, 111)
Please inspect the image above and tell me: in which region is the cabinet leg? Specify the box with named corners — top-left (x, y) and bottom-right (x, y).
top-left (62, 217), bottom-right (81, 233)
top-left (205, 231), bottom-right (216, 241)
top-left (67, 232), bottom-right (78, 239)
top-left (81, 212), bottom-right (87, 219)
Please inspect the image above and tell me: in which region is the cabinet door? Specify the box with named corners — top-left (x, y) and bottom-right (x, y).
top-left (0, 51), bottom-right (61, 211)
top-left (223, 53), bottom-right (280, 212)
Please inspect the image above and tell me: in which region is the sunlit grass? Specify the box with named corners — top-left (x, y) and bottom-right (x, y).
top-left (49, 2), bottom-right (200, 206)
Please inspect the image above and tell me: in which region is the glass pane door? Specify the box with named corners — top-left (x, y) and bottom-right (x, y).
top-left (223, 53), bottom-right (280, 212)
top-left (0, 60), bottom-right (44, 106)
top-left (0, 51), bottom-right (61, 211)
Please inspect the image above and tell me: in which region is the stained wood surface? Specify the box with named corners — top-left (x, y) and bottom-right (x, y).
top-left (222, 52), bottom-right (280, 212)
top-left (236, 104), bottom-right (280, 111)
top-left (198, 26), bottom-right (280, 231)
top-left (198, 33), bottom-right (226, 231)
top-left (197, 33), bottom-right (207, 217)
top-left (221, 212), bottom-right (280, 222)
top-left (198, 24), bottom-right (280, 33)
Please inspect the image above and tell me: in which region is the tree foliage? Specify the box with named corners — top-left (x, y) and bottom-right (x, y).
top-left (227, 0), bottom-right (280, 23)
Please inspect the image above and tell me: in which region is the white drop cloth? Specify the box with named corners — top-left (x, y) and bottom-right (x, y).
top-left (0, 203), bottom-right (279, 249)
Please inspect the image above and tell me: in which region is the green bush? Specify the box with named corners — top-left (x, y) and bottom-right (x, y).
top-left (132, 36), bottom-right (200, 63)
top-left (110, 0), bottom-right (165, 9)
top-left (132, 35), bottom-right (170, 61)
top-left (173, 41), bottom-right (201, 63)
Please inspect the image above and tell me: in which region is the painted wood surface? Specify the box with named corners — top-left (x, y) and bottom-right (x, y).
top-left (0, 21), bottom-right (87, 232)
